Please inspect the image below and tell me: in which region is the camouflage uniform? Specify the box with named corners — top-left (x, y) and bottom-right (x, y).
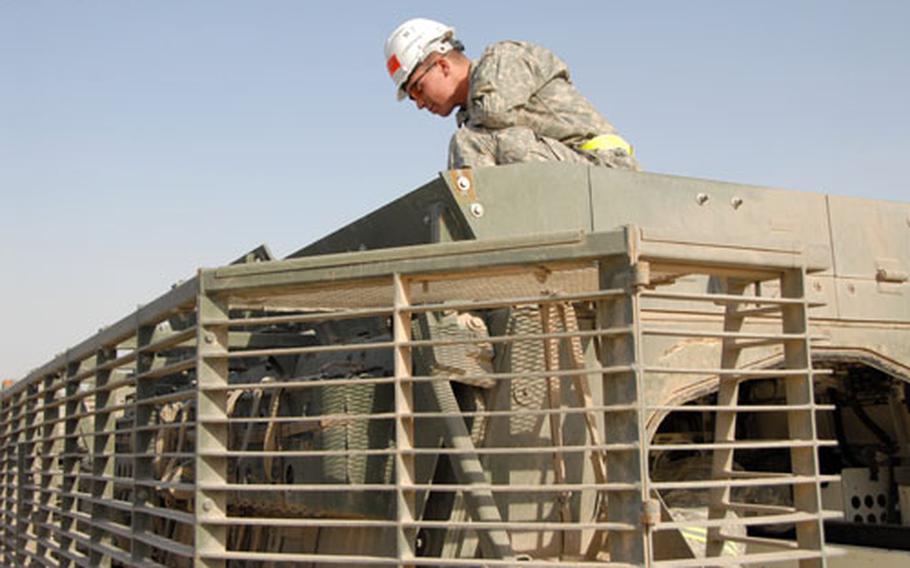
top-left (448, 41), bottom-right (639, 171)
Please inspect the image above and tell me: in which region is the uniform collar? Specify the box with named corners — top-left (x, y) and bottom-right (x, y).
top-left (454, 60), bottom-right (477, 128)
top-left (456, 106), bottom-right (470, 127)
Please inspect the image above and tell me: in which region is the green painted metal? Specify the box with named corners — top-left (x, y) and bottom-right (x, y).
top-left (2, 163), bottom-right (909, 566)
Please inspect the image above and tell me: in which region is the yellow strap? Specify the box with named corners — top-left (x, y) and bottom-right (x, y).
top-left (678, 526), bottom-right (741, 555)
top-left (580, 133), bottom-right (634, 157)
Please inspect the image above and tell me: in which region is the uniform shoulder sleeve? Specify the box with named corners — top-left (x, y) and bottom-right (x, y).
top-left (468, 41), bottom-right (569, 129)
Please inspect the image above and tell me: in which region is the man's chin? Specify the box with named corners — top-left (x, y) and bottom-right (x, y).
top-left (434, 107), bottom-right (454, 118)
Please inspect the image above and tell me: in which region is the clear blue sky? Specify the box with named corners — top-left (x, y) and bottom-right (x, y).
top-left (2, 1), bottom-right (908, 379)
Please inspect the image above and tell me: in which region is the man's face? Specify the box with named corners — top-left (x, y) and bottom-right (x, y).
top-left (406, 56), bottom-right (459, 117)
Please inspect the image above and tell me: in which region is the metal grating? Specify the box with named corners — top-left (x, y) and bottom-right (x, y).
top-left (0, 302), bottom-right (198, 567)
top-left (0, 229), bottom-right (838, 566)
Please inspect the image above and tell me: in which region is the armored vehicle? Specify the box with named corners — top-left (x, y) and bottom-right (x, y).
top-left (1, 163), bottom-right (908, 567)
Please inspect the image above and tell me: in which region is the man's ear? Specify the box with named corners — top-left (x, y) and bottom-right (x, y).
top-left (437, 56), bottom-right (452, 76)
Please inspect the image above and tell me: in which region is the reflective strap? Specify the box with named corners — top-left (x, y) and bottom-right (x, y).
top-left (678, 526), bottom-right (741, 555)
top-left (580, 133), bottom-right (635, 157)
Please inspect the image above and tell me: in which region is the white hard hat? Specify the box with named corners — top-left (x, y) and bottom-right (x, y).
top-left (384, 18), bottom-right (457, 101)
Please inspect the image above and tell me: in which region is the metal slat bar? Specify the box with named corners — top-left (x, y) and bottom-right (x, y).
top-left (214, 326), bottom-right (634, 360)
top-left (219, 306), bottom-right (394, 327)
top-left (648, 404), bottom-right (835, 412)
top-left (143, 326), bottom-right (197, 353)
top-left (404, 286), bottom-right (624, 314)
top-left (131, 420), bottom-right (197, 434)
top-left (650, 439), bottom-right (837, 451)
top-left (594, 261), bottom-right (644, 564)
top-left (194, 285), bottom-right (228, 568)
top-left (203, 403), bottom-right (640, 424)
top-left (392, 272), bottom-right (418, 562)
top-left (119, 451), bottom-right (194, 460)
top-left (214, 288), bottom-right (625, 330)
top-left (38, 418), bottom-right (193, 442)
top-left (196, 364), bottom-right (634, 392)
top-left (55, 360), bottom-right (84, 564)
top-left (714, 533), bottom-right (801, 550)
top-left (655, 510), bottom-right (840, 530)
top-left (642, 327), bottom-right (811, 341)
top-left (18, 382), bottom-right (40, 565)
top-left (200, 516), bottom-right (636, 531)
top-left (723, 501), bottom-right (797, 514)
top-left (132, 505), bottom-right (196, 526)
top-left (0, 397), bottom-right (10, 566)
top-left (133, 357), bottom-right (195, 381)
top-left (198, 443), bottom-right (638, 458)
top-left (133, 389), bottom-right (195, 407)
top-left (214, 340), bottom-right (395, 359)
top-left (197, 482), bottom-right (639, 493)
top-left (134, 479), bottom-right (194, 492)
top-left (652, 474), bottom-right (839, 490)
top-left (652, 549), bottom-right (824, 568)
top-left (779, 266), bottom-right (827, 566)
top-left (198, 550), bottom-right (638, 567)
top-left (131, 530), bottom-right (194, 558)
top-left (643, 366), bottom-right (824, 377)
top-left (639, 290), bottom-right (818, 306)
top-left (130, 323), bottom-right (157, 564)
top-left (407, 326), bottom-right (631, 348)
top-left (630, 270), bottom-right (656, 564)
top-left (89, 347), bottom-right (116, 568)
top-left (35, 374), bottom-right (59, 562)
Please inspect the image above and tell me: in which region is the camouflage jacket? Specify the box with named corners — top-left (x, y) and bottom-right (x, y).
top-left (455, 41), bottom-right (620, 149)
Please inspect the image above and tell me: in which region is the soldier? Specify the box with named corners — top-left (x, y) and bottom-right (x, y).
top-left (384, 18), bottom-right (639, 171)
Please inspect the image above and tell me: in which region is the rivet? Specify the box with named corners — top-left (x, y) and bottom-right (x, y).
top-left (456, 175), bottom-right (471, 193)
top-left (470, 203), bottom-right (484, 218)
top-left (204, 333), bottom-right (214, 344)
top-left (731, 196), bottom-right (743, 209)
top-left (202, 499), bottom-right (213, 512)
top-left (696, 193), bottom-right (709, 205)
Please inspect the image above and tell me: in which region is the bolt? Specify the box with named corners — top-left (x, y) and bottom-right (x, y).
top-left (470, 203), bottom-right (484, 218)
top-left (204, 333), bottom-right (214, 344)
top-left (202, 499), bottom-right (213, 512)
top-left (696, 193), bottom-right (709, 205)
top-left (731, 196), bottom-right (744, 209)
top-left (456, 175), bottom-right (471, 193)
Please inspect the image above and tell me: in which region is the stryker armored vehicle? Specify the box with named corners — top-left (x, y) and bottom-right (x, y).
top-left (1, 163), bottom-right (909, 567)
